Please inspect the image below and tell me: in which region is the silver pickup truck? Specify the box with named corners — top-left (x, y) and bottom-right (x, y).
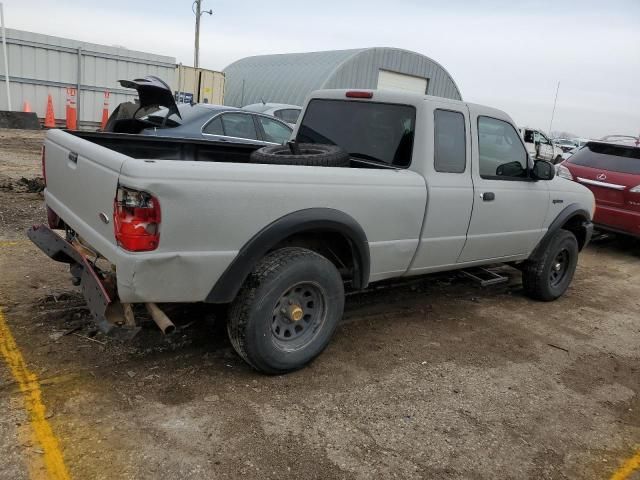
top-left (29, 89), bottom-right (595, 374)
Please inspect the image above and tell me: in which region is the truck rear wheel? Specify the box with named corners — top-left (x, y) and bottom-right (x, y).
top-left (227, 247), bottom-right (344, 374)
top-left (522, 229), bottom-right (578, 301)
top-left (250, 143), bottom-right (350, 167)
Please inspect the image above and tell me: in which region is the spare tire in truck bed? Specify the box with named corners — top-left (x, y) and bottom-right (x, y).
top-left (250, 143), bottom-right (350, 167)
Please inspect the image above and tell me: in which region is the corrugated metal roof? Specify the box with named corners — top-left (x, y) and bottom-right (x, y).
top-left (0, 29), bottom-right (176, 123)
top-left (223, 47), bottom-right (461, 107)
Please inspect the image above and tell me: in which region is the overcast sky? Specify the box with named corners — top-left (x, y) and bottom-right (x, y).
top-left (6, 0), bottom-right (640, 138)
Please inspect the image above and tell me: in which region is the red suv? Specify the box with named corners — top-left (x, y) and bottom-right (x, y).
top-left (557, 141), bottom-right (640, 238)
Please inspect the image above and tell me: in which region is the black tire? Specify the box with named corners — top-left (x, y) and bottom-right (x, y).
top-left (522, 229), bottom-right (579, 301)
top-left (554, 155), bottom-right (563, 164)
top-left (250, 143), bottom-right (350, 167)
top-left (227, 247), bottom-right (344, 374)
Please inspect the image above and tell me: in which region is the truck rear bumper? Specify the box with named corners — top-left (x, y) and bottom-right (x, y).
top-left (26, 224), bottom-right (127, 335)
top-left (43, 192), bottom-right (238, 304)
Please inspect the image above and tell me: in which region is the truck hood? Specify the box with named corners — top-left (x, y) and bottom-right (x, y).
top-left (119, 76), bottom-right (180, 119)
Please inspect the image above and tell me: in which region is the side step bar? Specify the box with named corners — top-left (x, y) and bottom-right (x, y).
top-left (460, 267), bottom-right (509, 287)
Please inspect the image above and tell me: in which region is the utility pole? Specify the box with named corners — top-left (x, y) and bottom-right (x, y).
top-left (0, 3), bottom-right (12, 111)
top-left (193, 0), bottom-right (212, 69)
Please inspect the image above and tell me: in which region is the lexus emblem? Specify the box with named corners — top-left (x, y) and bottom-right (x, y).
top-left (597, 173), bottom-right (607, 181)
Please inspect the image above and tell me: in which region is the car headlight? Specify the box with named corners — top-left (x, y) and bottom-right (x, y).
top-left (556, 164), bottom-right (573, 180)
top-left (630, 185), bottom-right (640, 193)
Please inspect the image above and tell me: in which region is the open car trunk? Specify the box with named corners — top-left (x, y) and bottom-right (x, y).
top-left (104, 76), bottom-right (182, 134)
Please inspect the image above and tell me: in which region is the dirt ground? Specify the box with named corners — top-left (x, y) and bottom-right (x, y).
top-left (0, 128), bottom-right (638, 479)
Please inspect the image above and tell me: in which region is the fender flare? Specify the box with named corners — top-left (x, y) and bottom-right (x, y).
top-left (529, 203), bottom-right (593, 260)
top-left (205, 208), bottom-right (370, 304)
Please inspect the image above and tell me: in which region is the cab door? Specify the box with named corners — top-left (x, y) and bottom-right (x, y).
top-left (408, 101), bottom-right (474, 273)
top-left (458, 113), bottom-right (549, 262)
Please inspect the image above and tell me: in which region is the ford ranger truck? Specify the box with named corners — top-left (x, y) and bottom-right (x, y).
top-left (28, 88), bottom-right (595, 374)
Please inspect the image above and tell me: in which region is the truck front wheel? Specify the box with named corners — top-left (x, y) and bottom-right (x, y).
top-left (227, 247), bottom-right (344, 374)
top-left (522, 229), bottom-right (579, 301)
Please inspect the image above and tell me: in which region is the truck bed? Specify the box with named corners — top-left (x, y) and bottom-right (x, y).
top-left (70, 131), bottom-right (392, 169)
top-left (70, 131), bottom-right (260, 163)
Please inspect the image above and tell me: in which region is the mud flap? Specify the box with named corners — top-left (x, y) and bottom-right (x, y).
top-left (26, 224), bottom-right (140, 339)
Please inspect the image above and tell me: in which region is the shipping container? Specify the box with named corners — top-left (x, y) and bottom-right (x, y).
top-left (175, 64), bottom-right (225, 105)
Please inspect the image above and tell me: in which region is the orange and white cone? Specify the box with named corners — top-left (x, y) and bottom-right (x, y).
top-left (66, 88), bottom-right (77, 130)
top-left (100, 90), bottom-right (110, 130)
top-left (44, 94), bottom-right (55, 128)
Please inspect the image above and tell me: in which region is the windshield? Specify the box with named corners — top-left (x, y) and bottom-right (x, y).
top-left (569, 142), bottom-right (640, 175)
top-left (297, 99), bottom-right (416, 167)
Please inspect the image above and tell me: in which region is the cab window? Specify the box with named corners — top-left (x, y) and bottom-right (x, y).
top-left (297, 99), bottom-right (415, 167)
top-left (523, 129), bottom-right (534, 143)
top-left (534, 131), bottom-right (550, 144)
top-left (478, 116), bottom-right (528, 180)
top-left (434, 109), bottom-right (466, 173)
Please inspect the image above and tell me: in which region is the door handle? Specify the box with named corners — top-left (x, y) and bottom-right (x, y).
top-left (480, 192), bottom-right (495, 201)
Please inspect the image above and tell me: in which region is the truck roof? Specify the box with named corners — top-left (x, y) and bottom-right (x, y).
top-left (306, 89), bottom-right (515, 126)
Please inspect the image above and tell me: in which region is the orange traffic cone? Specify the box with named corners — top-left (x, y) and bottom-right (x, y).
top-left (44, 94), bottom-right (55, 128)
top-left (65, 88), bottom-right (77, 130)
top-left (100, 90), bottom-right (110, 130)
top-left (23, 101), bottom-right (31, 112)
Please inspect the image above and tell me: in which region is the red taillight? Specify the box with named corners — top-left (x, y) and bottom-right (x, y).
top-left (113, 186), bottom-right (161, 252)
top-left (41, 145), bottom-right (46, 186)
top-left (346, 90), bottom-right (373, 99)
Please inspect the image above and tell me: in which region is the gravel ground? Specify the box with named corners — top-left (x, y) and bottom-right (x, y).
top-left (0, 128), bottom-right (638, 479)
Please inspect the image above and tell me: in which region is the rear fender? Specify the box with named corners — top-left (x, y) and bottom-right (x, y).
top-left (205, 208), bottom-right (370, 304)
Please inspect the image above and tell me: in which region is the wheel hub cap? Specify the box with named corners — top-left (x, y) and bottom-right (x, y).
top-left (549, 249), bottom-right (570, 287)
top-left (271, 282), bottom-right (326, 349)
top-left (288, 305), bottom-right (304, 322)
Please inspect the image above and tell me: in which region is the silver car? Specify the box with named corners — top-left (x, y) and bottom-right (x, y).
top-left (242, 103), bottom-right (302, 126)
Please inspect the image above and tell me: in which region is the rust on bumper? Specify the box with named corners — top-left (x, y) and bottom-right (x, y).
top-left (26, 224), bottom-right (138, 337)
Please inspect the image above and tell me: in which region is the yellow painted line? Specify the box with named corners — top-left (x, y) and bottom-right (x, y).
top-left (0, 308), bottom-right (71, 480)
top-left (0, 240), bottom-right (29, 247)
top-left (610, 449), bottom-right (640, 480)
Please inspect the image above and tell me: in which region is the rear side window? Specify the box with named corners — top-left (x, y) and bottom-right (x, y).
top-left (568, 143), bottom-right (640, 174)
top-left (297, 99), bottom-right (416, 167)
top-left (434, 109), bottom-right (466, 173)
top-left (274, 109), bottom-right (301, 124)
top-left (203, 116), bottom-right (223, 135)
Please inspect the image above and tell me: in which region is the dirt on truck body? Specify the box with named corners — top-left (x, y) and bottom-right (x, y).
top-left (0, 128), bottom-right (639, 479)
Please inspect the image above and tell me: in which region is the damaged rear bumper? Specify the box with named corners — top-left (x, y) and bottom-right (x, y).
top-left (26, 224), bottom-right (138, 337)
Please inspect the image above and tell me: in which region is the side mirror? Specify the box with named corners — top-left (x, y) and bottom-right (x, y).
top-left (532, 160), bottom-right (555, 180)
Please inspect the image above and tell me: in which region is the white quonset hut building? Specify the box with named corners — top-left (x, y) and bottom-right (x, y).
top-left (223, 47), bottom-right (462, 107)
